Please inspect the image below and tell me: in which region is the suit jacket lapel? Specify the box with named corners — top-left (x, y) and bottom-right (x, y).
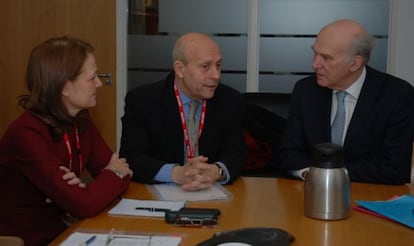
top-left (315, 86), bottom-right (332, 141)
top-left (162, 79), bottom-right (186, 162)
top-left (344, 67), bottom-right (381, 149)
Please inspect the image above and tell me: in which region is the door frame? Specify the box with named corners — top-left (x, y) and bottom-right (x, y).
top-left (116, 0), bottom-right (128, 150)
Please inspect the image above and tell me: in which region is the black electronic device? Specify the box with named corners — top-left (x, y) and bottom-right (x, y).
top-left (165, 207), bottom-right (221, 227)
top-left (195, 227), bottom-right (294, 246)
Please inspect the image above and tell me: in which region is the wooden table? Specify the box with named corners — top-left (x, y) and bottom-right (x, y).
top-left (50, 177), bottom-right (414, 246)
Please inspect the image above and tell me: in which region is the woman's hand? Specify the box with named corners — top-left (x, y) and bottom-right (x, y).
top-left (59, 166), bottom-right (86, 188)
top-left (104, 153), bottom-right (133, 179)
top-left (46, 166), bottom-right (86, 204)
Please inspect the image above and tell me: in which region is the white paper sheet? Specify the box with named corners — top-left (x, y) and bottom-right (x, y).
top-left (108, 198), bottom-right (186, 217)
top-left (60, 232), bottom-right (182, 246)
top-left (148, 183), bottom-right (232, 201)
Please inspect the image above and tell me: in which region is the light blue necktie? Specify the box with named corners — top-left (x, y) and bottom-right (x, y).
top-left (331, 91), bottom-right (347, 145)
top-left (187, 100), bottom-right (200, 156)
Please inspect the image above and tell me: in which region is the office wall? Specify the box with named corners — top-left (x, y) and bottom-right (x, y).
top-left (388, 0), bottom-right (414, 84)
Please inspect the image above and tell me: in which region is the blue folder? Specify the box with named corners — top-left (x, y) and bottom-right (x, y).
top-left (356, 194), bottom-right (414, 229)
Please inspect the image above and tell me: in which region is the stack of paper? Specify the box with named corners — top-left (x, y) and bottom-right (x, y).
top-left (61, 231), bottom-right (182, 246)
top-left (108, 198), bottom-right (186, 217)
top-left (355, 194), bottom-right (414, 229)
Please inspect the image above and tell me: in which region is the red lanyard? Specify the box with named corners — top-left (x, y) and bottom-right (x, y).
top-left (174, 84), bottom-right (206, 159)
top-left (63, 124), bottom-right (83, 172)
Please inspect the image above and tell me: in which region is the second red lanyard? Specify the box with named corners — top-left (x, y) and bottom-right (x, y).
top-left (174, 84), bottom-right (206, 159)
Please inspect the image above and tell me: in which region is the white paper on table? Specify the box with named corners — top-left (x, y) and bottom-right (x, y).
top-left (148, 183), bottom-right (232, 201)
top-left (108, 198), bottom-right (186, 217)
top-left (60, 231), bottom-right (182, 246)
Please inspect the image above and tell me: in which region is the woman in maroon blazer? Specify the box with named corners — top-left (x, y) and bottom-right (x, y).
top-left (0, 37), bottom-right (133, 246)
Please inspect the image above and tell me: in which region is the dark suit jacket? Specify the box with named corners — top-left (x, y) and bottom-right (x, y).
top-left (120, 72), bottom-right (245, 184)
top-left (279, 66), bottom-right (414, 184)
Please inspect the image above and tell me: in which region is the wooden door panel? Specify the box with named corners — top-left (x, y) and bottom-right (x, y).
top-left (0, 0), bottom-right (117, 150)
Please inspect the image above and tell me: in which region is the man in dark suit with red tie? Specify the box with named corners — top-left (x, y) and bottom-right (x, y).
top-left (279, 19), bottom-right (414, 184)
top-left (120, 33), bottom-right (245, 191)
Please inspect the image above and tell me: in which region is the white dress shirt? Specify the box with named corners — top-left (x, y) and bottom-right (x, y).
top-left (293, 67), bottom-right (367, 179)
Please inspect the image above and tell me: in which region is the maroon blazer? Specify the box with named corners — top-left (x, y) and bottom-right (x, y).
top-left (0, 111), bottom-right (130, 246)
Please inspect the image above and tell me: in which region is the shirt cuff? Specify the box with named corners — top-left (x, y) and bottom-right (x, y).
top-left (154, 163), bottom-right (177, 183)
top-left (290, 167), bottom-right (310, 180)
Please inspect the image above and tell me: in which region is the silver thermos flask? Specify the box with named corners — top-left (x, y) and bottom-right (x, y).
top-left (304, 143), bottom-right (350, 220)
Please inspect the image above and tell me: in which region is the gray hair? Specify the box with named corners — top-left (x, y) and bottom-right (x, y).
top-left (349, 33), bottom-right (376, 64)
top-left (172, 36), bottom-right (188, 64)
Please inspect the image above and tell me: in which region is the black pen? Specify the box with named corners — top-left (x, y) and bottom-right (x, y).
top-left (135, 207), bottom-right (171, 212)
top-left (79, 235), bottom-right (96, 246)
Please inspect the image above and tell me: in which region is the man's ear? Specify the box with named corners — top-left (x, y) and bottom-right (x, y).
top-left (174, 60), bottom-right (185, 78)
top-left (350, 55), bottom-right (363, 72)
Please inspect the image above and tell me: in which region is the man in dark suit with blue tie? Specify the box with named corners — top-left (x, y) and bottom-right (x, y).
top-left (120, 33), bottom-right (245, 191)
top-left (279, 19), bottom-right (414, 184)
